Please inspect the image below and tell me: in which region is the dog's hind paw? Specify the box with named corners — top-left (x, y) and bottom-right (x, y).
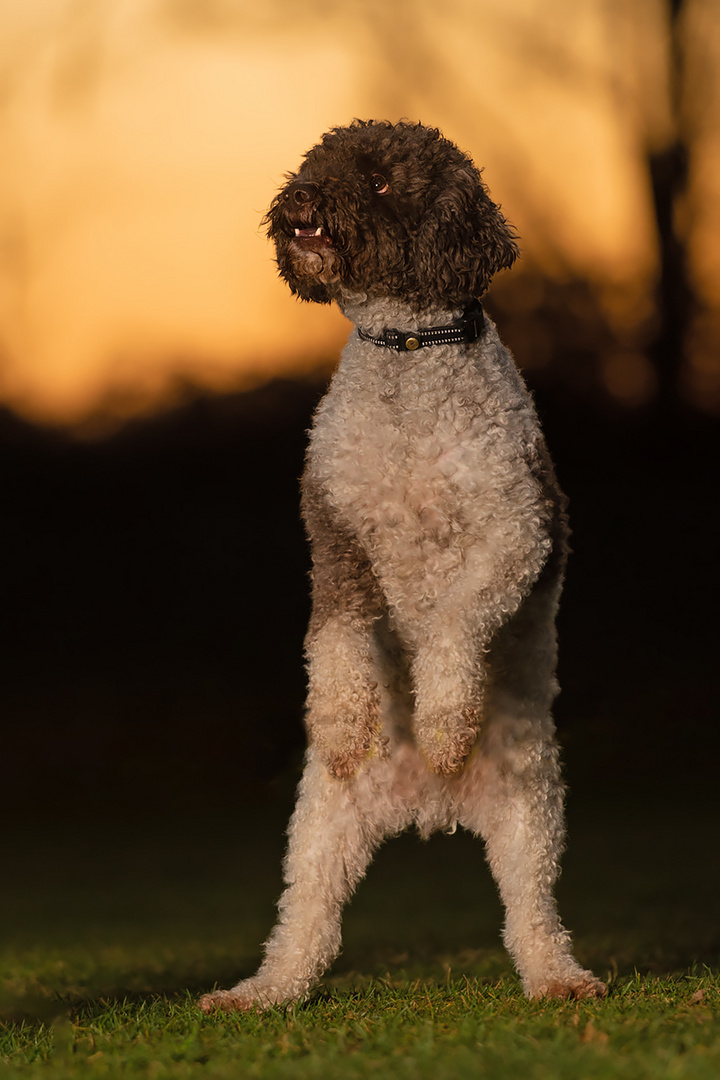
top-left (529, 972), bottom-right (607, 1001)
top-left (199, 980), bottom-right (277, 1014)
top-left (199, 989), bottom-right (255, 1014)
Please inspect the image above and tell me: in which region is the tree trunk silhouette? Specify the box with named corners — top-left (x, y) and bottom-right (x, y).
top-left (648, 0), bottom-right (692, 413)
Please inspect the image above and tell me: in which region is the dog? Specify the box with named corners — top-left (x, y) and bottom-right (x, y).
top-left (199, 119), bottom-right (605, 1011)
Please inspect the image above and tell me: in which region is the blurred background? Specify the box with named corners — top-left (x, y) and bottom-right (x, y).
top-left (0, 0), bottom-right (718, 822)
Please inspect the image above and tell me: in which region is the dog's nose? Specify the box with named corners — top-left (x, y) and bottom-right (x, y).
top-left (283, 181), bottom-right (320, 207)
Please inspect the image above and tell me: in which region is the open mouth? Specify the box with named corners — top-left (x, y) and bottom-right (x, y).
top-left (291, 225), bottom-right (333, 248)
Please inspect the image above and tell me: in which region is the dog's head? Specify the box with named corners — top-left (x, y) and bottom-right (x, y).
top-left (264, 119), bottom-right (518, 308)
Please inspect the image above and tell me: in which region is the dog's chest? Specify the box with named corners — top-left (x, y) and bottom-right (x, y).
top-left (306, 345), bottom-right (519, 548)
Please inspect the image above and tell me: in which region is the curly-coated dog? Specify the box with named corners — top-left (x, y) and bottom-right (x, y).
top-left (200, 119), bottom-right (605, 1012)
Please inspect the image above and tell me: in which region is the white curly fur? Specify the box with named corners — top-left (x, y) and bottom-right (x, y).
top-left (199, 122), bottom-right (605, 1013)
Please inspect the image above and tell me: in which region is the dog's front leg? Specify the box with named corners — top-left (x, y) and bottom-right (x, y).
top-left (410, 540), bottom-right (551, 776)
top-left (411, 608), bottom-right (484, 776)
top-left (302, 479), bottom-right (385, 780)
top-left (305, 613), bottom-right (381, 779)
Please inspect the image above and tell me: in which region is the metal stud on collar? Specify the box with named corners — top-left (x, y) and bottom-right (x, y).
top-left (357, 300), bottom-right (485, 352)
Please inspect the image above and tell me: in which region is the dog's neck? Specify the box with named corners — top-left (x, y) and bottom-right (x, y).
top-left (338, 294), bottom-right (464, 337)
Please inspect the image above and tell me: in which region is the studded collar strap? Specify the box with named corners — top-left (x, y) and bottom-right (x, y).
top-left (357, 299), bottom-right (485, 352)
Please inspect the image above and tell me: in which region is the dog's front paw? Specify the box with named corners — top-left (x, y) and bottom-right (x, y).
top-left (309, 713), bottom-right (380, 780)
top-left (414, 708), bottom-right (479, 777)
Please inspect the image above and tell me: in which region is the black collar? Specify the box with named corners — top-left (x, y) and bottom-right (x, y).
top-left (357, 300), bottom-right (485, 352)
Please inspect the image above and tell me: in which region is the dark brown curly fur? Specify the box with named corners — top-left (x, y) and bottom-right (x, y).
top-left (264, 119), bottom-right (519, 308)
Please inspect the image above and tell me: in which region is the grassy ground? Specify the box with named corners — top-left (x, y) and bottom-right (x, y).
top-left (2, 787), bottom-right (718, 1078)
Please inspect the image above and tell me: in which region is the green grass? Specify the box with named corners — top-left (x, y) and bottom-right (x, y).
top-left (5, 973), bottom-right (720, 1079)
top-left (2, 789), bottom-right (719, 1077)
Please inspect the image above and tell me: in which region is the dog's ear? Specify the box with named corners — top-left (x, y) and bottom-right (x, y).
top-left (413, 166), bottom-right (519, 303)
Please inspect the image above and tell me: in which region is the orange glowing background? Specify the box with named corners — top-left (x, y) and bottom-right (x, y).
top-left (0, 0), bottom-right (718, 426)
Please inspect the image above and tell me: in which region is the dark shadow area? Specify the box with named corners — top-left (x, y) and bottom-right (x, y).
top-left (3, 792), bottom-right (718, 1023)
top-left (1, 360), bottom-right (717, 821)
top-left (0, 380), bottom-right (320, 820)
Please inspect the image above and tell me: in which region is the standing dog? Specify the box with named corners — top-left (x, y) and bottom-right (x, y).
top-left (200, 120), bottom-right (605, 1011)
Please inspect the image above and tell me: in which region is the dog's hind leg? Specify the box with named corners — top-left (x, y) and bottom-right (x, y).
top-left (460, 729), bottom-right (604, 999)
top-left (199, 754), bottom-right (408, 1012)
top-left (457, 580), bottom-right (606, 1000)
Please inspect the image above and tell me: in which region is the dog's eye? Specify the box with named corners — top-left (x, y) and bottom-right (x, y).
top-left (370, 174), bottom-right (390, 195)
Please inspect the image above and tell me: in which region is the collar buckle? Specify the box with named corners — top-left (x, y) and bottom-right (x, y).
top-left (462, 303), bottom-right (484, 343)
